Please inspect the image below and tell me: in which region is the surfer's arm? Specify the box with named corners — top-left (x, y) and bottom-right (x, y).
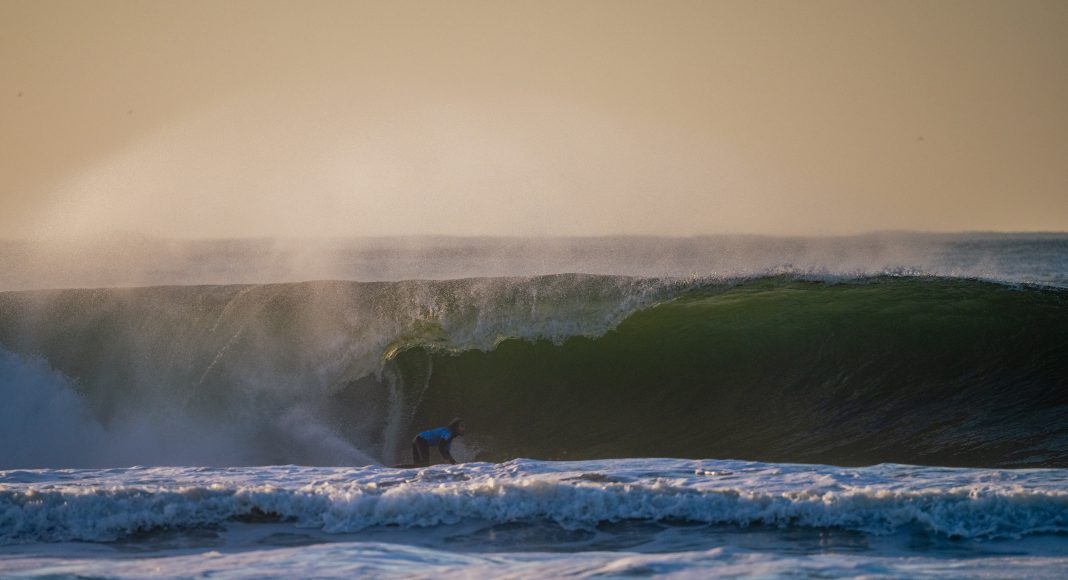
top-left (439, 442), bottom-right (456, 464)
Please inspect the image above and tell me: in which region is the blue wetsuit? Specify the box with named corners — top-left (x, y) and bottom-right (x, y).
top-left (413, 427), bottom-right (456, 466)
top-left (419, 427), bottom-right (453, 446)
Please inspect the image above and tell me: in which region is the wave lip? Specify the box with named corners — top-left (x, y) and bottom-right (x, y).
top-left (2, 460), bottom-right (1067, 544)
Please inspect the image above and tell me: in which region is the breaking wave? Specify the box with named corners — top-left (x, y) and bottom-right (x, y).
top-left (0, 274), bottom-right (1066, 468)
top-left (2, 460), bottom-right (1067, 544)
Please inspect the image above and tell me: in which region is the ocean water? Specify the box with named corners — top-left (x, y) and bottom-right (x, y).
top-left (1, 234), bottom-right (1066, 578)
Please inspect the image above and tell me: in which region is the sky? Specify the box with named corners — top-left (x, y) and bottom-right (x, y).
top-left (2, 0), bottom-right (1066, 239)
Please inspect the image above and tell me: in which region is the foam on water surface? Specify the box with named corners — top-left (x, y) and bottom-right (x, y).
top-left (2, 460), bottom-right (1068, 577)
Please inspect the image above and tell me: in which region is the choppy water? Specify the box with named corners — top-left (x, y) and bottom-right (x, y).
top-left (3, 460), bottom-right (1068, 578)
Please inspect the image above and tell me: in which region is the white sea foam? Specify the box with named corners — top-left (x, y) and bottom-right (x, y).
top-left (2, 459), bottom-right (1067, 544)
top-left (0, 351), bottom-right (109, 468)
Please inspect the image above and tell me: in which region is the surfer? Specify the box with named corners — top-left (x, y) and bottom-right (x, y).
top-left (411, 418), bottom-right (466, 466)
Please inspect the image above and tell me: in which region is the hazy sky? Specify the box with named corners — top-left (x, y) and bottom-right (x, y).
top-left (2, 0), bottom-right (1066, 238)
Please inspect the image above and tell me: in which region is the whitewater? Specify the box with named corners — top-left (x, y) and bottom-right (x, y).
top-left (1, 234), bottom-right (1067, 578)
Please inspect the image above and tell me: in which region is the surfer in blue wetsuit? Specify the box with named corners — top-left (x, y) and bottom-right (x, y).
top-left (412, 418), bottom-right (466, 467)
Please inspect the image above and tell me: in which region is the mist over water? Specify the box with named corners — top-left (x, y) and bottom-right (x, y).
top-left (2, 232), bottom-right (1066, 291)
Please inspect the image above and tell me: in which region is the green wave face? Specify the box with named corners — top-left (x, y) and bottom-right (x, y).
top-left (2, 275), bottom-right (1066, 468)
top-left (400, 278), bottom-right (1068, 467)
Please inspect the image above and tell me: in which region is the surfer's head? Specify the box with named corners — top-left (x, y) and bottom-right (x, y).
top-left (449, 417), bottom-right (467, 436)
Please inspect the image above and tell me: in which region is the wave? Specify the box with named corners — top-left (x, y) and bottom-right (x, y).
top-left (0, 274), bottom-right (1066, 468)
top-left (2, 460), bottom-right (1066, 544)
top-left (397, 276), bottom-right (1068, 467)
top-left (0, 275), bottom-right (669, 467)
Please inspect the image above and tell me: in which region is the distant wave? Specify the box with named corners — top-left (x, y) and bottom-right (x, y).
top-left (3, 233), bottom-right (1066, 291)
